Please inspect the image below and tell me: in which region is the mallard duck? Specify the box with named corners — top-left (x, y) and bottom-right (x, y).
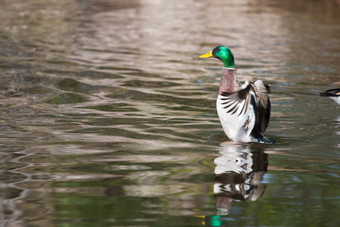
top-left (200, 46), bottom-right (275, 144)
top-left (320, 88), bottom-right (340, 105)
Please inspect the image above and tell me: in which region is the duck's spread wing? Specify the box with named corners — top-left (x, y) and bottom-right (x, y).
top-left (253, 80), bottom-right (271, 133)
top-left (220, 84), bottom-right (256, 137)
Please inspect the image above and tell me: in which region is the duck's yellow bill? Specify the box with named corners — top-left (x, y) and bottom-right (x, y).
top-left (199, 51), bottom-right (213, 58)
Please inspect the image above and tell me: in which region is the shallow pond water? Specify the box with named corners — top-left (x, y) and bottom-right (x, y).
top-left (0, 0), bottom-right (339, 226)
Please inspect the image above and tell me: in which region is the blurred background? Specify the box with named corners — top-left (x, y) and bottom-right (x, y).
top-left (0, 0), bottom-right (339, 226)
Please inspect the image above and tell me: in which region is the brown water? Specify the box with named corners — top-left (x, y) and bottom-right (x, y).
top-left (0, 0), bottom-right (339, 226)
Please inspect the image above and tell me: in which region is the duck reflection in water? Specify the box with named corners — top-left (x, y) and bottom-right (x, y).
top-left (214, 143), bottom-right (268, 215)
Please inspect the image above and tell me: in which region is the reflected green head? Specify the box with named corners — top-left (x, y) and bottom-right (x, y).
top-left (200, 46), bottom-right (235, 68)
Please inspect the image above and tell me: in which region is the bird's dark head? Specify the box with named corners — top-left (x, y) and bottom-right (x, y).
top-left (200, 46), bottom-right (235, 69)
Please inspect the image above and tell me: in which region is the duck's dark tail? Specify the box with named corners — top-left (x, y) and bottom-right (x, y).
top-left (251, 126), bottom-right (276, 144)
top-left (257, 136), bottom-right (276, 144)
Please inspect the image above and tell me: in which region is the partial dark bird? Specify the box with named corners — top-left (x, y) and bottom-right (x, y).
top-left (320, 88), bottom-right (340, 105)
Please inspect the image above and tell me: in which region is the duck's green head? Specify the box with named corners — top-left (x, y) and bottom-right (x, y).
top-left (200, 46), bottom-right (235, 69)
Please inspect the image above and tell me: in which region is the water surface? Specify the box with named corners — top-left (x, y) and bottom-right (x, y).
top-left (0, 0), bottom-right (339, 226)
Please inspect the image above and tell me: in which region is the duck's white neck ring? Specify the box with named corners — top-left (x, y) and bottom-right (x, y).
top-left (223, 67), bottom-right (237, 73)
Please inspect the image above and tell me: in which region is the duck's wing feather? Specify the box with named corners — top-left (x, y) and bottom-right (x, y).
top-left (253, 80), bottom-right (271, 133)
top-left (220, 84), bottom-right (256, 137)
top-left (220, 80), bottom-right (271, 137)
